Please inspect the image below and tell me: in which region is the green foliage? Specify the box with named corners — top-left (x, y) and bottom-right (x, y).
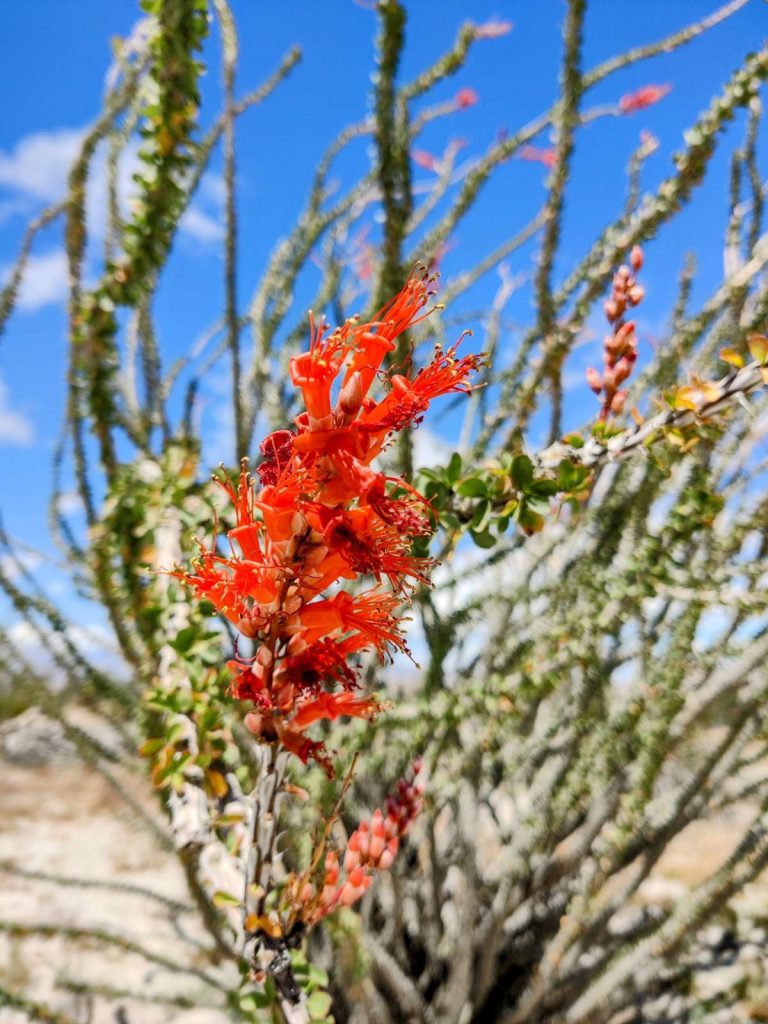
top-left (416, 449), bottom-right (591, 548)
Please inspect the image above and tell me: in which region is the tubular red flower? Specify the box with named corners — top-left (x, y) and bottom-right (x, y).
top-left (292, 691), bottom-right (383, 730)
top-left (293, 589), bottom-right (408, 658)
top-left (361, 337), bottom-right (483, 439)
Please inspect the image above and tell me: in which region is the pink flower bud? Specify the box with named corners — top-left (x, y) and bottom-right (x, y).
top-left (473, 18), bottom-right (513, 39)
top-left (348, 866), bottom-right (366, 888)
top-left (337, 881), bottom-right (358, 906)
top-left (455, 87), bottom-right (479, 109)
top-left (244, 712), bottom-right (265, 737)
top-left (324, 852), bottom-right (339, 884)
top-left (630, 245), bottom-right (644, 272)
top-left (611, 389), bottom-right (628, 414)
top-left (379, 848), bottom-right (395, 869)
top-left (338, 371), bottom-right (364, 419)
top-left (586, 367), bottom-right (603, 394)
top-left (615, 321), bottom-right (636, 349)
top-left (613, 358), bottom-right (633, 386)
top-left (628, 284), bottom-right (645, 305)
top-left (369, 833), bottom-right (386, 862)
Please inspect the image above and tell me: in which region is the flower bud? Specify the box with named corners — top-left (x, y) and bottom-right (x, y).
top-left (348, 866), bottom-right (367, 888)
top-left (256, 644), bottom-right (274, 666)
top-left (630, 245), bottom-right (644, 272)
top-left (337, 371), bottom-right (364, 420)
top-left (610, 389), bottom-right (628, 414)
top-left (613, 358), bottom-right (633, 386)
top-left (586, 367), bottom-right (603, 394)
top-left (369, 833), bottom-right (386, 862)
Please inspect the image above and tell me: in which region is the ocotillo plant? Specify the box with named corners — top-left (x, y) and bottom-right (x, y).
top-left (1, 2), bottom-right (768, 1023)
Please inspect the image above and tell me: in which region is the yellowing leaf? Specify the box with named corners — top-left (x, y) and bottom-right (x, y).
top-left (748, 333), bottom-right (768, 366)
top-left (245, 913), bottom-right (282, 938)
top-left (719, 347), bottom-right (744, 369)
top-left (212, 890), bottom-right (241, 908)
top-left (672, 387), bottom-right (697, 411)
top-left (207, 769), bottom-right (229, 799)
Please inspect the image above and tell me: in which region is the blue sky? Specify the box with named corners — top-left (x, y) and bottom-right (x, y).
top-left (0, 0), bottom-right (766, 649)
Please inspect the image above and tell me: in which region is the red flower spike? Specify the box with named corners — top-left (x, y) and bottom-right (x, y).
top-left (589, 249), bottom-right (645, 421)
top-left (299, 760), bottom-right (425, 924)
top-left (170, 273), bottom-right (480, 776)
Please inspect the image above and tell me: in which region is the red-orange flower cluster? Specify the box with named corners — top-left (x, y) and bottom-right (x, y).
top-left (173, 271), bottom-right (481, 775)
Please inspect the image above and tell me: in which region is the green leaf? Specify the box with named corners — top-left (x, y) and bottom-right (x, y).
top-left (456, 476), bottom-right (487, 498)
top-left (307, 965), bottom-right (330, 987)
top-left (307, 991), bottom-right (333, 1018)
top-left (557, 459), bottom-right (577, 491)
top-left (424, 481), bottom-right (450, 507)
top-left (527, 497), bottom-right (552, 515)
top-left (169, 625), bottom-right (198, 654)
top-left (562, 432), bottom-right (584, 449)
top-left (529, 478), bottom-right (560, 497)
top-left (470, 499), bottom-right (489, 530)
top-left (470, 529), bottom-right (497, 548)
top-left (212, 890), bottom-right (242, 908)
top-left (510, 455), bottom-right (533, 491)
top-left (446, 451), bottom-right (463, 484)
top-left (439, 511), bottom-right (461, 531)
top-left (138, 737), bottom-right (166, 758)
top-left (238, 990), bottom-right (273, 1011)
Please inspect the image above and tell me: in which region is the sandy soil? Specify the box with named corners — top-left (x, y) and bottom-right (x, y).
top-left (0, 750), bottom-right (235, 1024)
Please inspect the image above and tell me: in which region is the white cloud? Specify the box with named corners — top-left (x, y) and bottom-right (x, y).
top-left (6, 248), bottom-right (70, 312)
top-left (0, 128), bottom-right (84, 204)
top-left (57, 491), bottom-right (85, 515)
top-left (0, 126), bottom-right (224, 247)
top-left (180, 203), bottom-right (225, 242)
top-left (0, 374), bottom-right (34, 446)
